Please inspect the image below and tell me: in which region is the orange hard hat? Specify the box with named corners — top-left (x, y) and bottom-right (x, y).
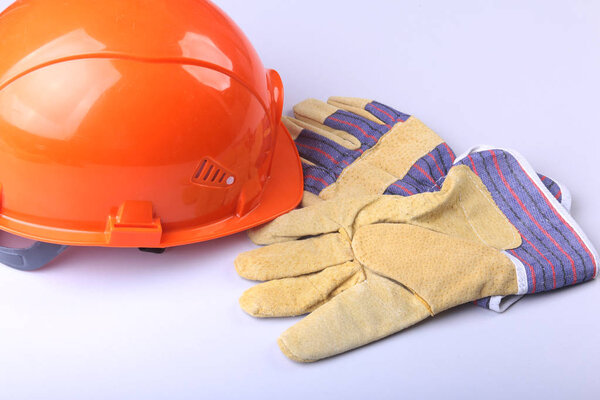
top-left (0, 0), bottom-right (303, 269)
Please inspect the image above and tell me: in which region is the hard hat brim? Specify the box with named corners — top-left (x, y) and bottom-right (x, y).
top-left (0, 121), bottom-right (303, 248)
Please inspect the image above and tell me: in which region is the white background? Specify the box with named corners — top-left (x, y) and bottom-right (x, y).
top-left (0, 0), bottom-right (599, 399)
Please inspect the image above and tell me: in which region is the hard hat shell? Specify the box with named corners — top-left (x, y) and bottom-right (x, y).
top-left (0, 0), bottom-right (303, 248)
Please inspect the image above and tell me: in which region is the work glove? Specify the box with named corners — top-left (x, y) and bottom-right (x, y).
top-left (235, 146), bottom-right (597, 362)
top-left (282, 97), bottom-right (455, 205)
top-left (281, 97), bottom-right (572, 312)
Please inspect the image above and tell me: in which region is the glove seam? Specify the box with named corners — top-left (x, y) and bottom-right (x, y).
top-left (368, 270), bottom-right (435, 316)
top-left (306, 264), bottom-right (365, 305)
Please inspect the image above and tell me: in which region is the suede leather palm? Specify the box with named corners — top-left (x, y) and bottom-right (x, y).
top-left (236, 148), bottom-right (597, 362)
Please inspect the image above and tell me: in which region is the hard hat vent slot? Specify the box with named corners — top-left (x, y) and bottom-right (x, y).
top-left (192, 158), bottom-right (235, 187)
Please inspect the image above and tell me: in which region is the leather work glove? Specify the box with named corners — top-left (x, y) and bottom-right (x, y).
top-left (235, 146), bottom-right (597, 362)
top-left (281, 97), bottom-right (572, 312)
top-left (282, 97), bottom-right (455, 206)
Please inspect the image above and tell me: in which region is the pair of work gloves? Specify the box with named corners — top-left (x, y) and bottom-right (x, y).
top-left (235, 97), bottom-right (598, 362)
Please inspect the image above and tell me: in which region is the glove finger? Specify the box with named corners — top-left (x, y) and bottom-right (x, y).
top-left (277, 271), bottom-right (431, 362)
top-left (281, 119), bottom-right (339, 199)
top-left (283, 116), bottom-right (360, 150)
top-left (235, 232), bottom-right (353, 281)
top-left (293, 99), bottom-right (366, 144)
top-left (283, 115), bottom-right (364, 197)
top-left (326, 97), bottom-right (386, 124)
top-left (294, 99), bottom-right (388, 148)
top-left (288, 119), bottom-right (356, 185)
top-left (239, 261), bottom-right (364, 317)
top-left (328, 97), bottom-right (410, 127)
top-left (248, 195), bottom-right (378, 245)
